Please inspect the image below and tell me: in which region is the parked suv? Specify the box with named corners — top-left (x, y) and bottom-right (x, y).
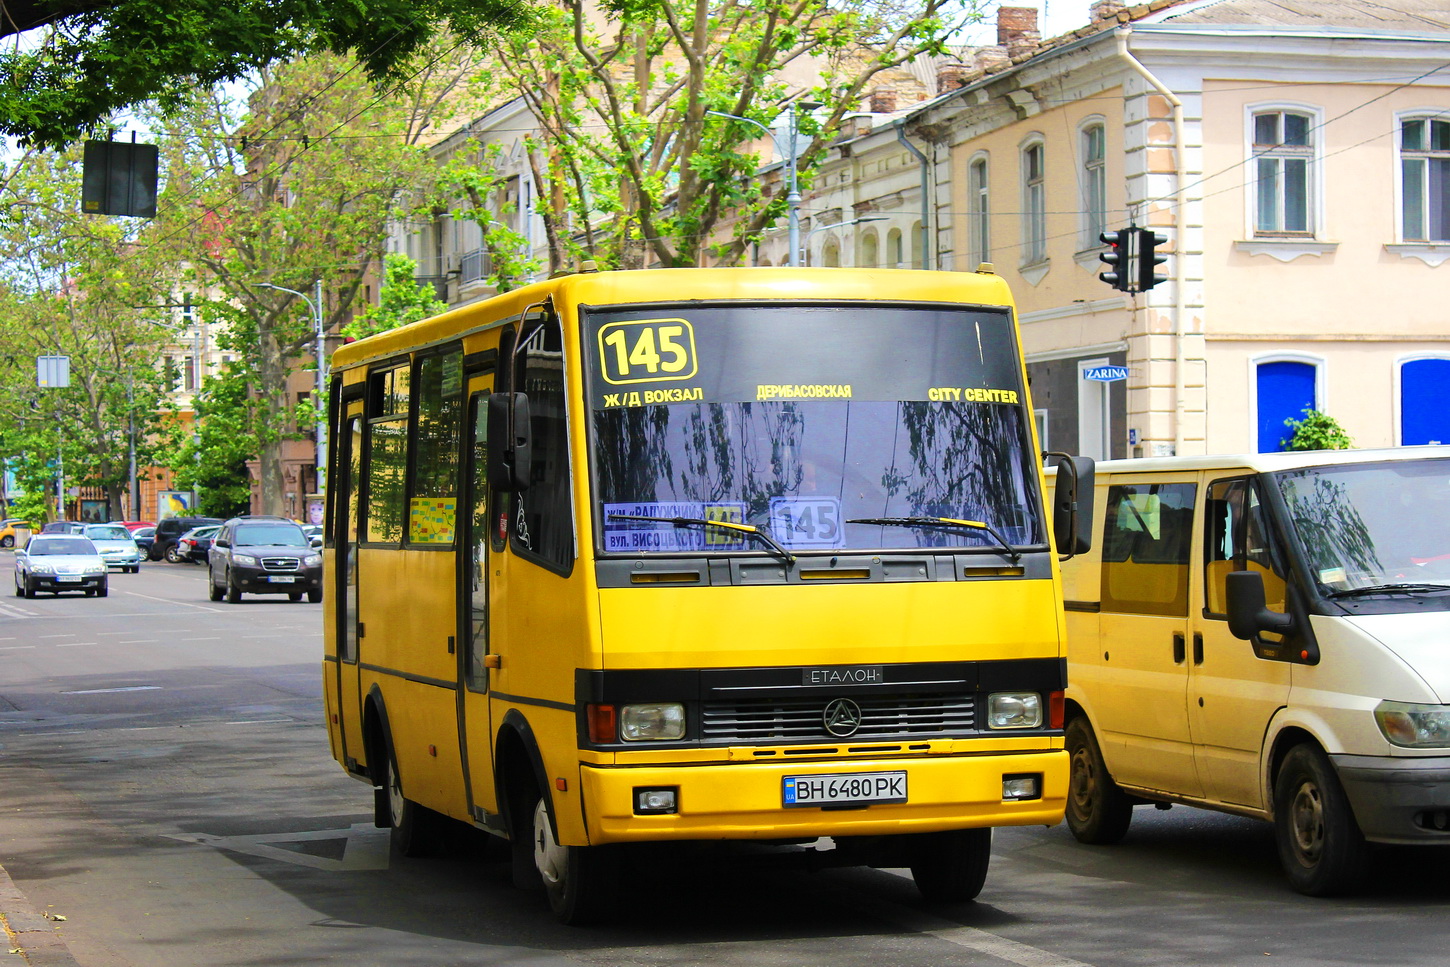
top-left (208, 516), bottom-right (323, 603)
top-left (151, 516), bottom-right (223, 562)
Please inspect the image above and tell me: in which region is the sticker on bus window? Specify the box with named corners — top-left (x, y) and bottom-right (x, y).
top-left (597, 319), bottom-right (698, 385)
top-left (769, 496), bottom-right (844, 550)
top-left (410, 497), bottom-right (457, 544)
top-left (602, 501), bottom-right (748, 552)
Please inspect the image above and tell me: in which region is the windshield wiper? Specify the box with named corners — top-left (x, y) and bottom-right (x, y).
top-left (1326, 582), bottom-right (1450, 599)
top-left (607, 514), bottom-right (795, 566)
top-left (847, 516), bottom-right (1022, 562)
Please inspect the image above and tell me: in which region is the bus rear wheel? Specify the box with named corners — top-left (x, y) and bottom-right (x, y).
top-left (909, 827), bottom-right (991, 902)
top-left (525, 793), bottom-right (618, 924)
top-left (382, 738), bottom-right (444, 857)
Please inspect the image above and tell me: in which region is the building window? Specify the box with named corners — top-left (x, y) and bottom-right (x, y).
top-left (1400, 356), bottom-right (1450, 445)
top-left (1254, 357), bottom-right (1319, 452)
top-left (969, 156), bottom-right (990, 265)
top-left (1252, 111), bottom-right (1314, 235)
top-left (1021, 141), bottom-right (1046, 263)
top-left (1400, 116), bottom-right (1450, 242)
top-left (1081, 123), bottom-right (1107, 248)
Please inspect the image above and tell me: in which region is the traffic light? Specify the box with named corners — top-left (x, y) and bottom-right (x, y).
top-left (1098, 230), bottom-right (1131, 292)
top-left (1137, 227), bottom-right (1169, 291)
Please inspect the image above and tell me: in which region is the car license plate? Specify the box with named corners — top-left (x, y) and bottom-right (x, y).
top-left (783, 771), bottom-right (907, 808)
top-left (57, 575), bottom-right (82, 583)
top-left (267, 575), bottom-right (299, 583)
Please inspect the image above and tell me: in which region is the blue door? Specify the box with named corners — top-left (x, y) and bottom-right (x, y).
top-left (1257, 361), bottom-right (1316, 452)
top-left (1402, 358), bottom-right (1450, 445)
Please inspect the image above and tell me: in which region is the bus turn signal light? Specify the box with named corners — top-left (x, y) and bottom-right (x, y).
top-left (587, 704), bottom-right (617, 743)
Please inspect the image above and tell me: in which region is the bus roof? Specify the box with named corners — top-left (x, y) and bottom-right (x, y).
top-left (1088, 445), bottom-right (1450, 477)
top-left (330, 266), bottom-right (1015, 371)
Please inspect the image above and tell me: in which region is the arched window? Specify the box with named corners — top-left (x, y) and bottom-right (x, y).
top-left (1399, 115), bottom-right (1450, 242)
top-left (1080, 120), bottom-right (1107, 250)
top-left (861, 232), bottom-right (879, 268)
top-left (823, 239), bottom-right (841, 267)
top-left (1253, 356), bottom-right (1321, 452)
top-left (1400, 356), bottom-right (1450, 445)
top-left (1020, 138), bottom-right (1046, 263)
top-left (968, 154), bottom-right (990, 265)
top-left (887, 229), bottom-right (904, 268)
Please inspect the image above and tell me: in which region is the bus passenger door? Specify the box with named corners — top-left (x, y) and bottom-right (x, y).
top-left (334, 403), bottom-right (367, 770)
top-left (457, 380), bottom-right (499, 821)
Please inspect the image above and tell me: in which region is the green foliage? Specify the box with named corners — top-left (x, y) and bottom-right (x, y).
top-left (1283, 408), bottom-right (1355, 451)
top-left (343, 254), bottom-right (448, 340)
top-left (0, 0), bottom-right (530, 151)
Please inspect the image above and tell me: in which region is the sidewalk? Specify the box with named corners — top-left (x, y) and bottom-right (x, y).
top-left (0, 863), bottom-right (81, 967)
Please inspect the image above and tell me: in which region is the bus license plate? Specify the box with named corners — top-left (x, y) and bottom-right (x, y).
top-left (783, 771), bottom-right (906, 807)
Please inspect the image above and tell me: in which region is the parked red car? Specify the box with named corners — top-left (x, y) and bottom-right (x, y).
top-left (120, 521), bottom-right (156, 532)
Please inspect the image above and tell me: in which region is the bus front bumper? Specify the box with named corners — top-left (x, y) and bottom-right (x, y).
top-left (579, 750), bottom-right (1066, 844)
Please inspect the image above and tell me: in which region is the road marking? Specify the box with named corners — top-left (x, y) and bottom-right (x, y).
top-left (55, 642), bottom-right (99, 647)
top-left (62, 686), bottom-right (162, 695)
top-left (165, 824), bottom-right (389, 872)
top-left (38, 634), bottom-right (75, 639)
top-left (118, 589), bottom-right (227, 612)
top-left (0, 645), bottom-right (36, 651)
top-left (225, 718), bottom-right (293, 725)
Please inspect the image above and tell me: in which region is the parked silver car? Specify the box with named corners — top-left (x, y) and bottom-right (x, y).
top-left (13, 535), bottom-right (109, 597)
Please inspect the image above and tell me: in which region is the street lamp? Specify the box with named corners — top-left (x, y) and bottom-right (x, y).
top-left (256, 281), bottom-right (327, 497)
top-left (708, 100), bottom-right (820, 266)
top-left (803, 215), bottom-right (888, 266)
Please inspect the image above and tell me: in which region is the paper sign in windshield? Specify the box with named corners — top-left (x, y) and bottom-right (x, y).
top-left (770, 496), bottom-right (844, 549)
top-left (602, 501), bottom-right (748, 552)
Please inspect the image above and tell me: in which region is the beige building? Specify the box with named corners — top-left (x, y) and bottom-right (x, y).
top-left (803, 0), bottom-right (1450, 458)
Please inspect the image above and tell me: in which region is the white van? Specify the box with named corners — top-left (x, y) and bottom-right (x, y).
top-left (1059, 446), bottom-right (1450, 895)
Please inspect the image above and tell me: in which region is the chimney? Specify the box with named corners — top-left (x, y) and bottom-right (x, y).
top-left (974, 46), bottom-right (1010, 73)
top-left (1090, 0), bottom-right (1128, 21)
top-left (869, 89), bottom-right (898, 114)
top-left (997, 6), bottom-right (1040, 47)
top-left (936, 64), bottom-right (975, 94)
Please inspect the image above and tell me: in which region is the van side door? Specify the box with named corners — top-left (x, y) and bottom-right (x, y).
top-left (1090, 475), bottom-right (1205, 798)
top-left (1190, 475), bottom-right (1292, 808)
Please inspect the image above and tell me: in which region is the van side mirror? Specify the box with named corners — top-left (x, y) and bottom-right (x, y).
top-left (1225, 570), bottom-right (1295, 640)
top-left (487, 392), bottom-right (532, 492)
top-left (1051, 455), bottom-right (1095, 557)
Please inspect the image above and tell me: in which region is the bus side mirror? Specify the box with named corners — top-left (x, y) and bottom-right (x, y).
top-left (487, 393), bottom-right (532, 492)
top-left (1225, 570), bottom-right (1295, 640)
top-left (1052, 455), bottom-right (1094, 556)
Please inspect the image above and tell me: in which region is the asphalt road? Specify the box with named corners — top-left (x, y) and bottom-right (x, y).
top-left (3, 552), bottom-right (1450, 967)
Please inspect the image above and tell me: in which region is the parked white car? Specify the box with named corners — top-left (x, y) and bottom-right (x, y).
top-left (82, 523), bottom-right (143, 573)
top-left (14, 535), bottom-right (109, 597)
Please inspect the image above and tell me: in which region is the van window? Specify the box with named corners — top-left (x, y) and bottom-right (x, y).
top-left (1205, 478), bottom-right (1288, 616)
top-left (1100, 483), bottom-right (1195, 616)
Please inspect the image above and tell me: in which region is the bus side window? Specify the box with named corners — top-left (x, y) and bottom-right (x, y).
top-left (1099, 482), bottom-right (1196, 617)
top-left (513, 313), bottom-right (574, 572)
top-left (409, 350), bottom-right (463, 545)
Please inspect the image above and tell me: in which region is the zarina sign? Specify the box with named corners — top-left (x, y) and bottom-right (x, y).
top-left (1083, 365), bottom-right (1129, 382)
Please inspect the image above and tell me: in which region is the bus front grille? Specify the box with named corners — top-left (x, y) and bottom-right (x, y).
top-left (700, 695), bottom-right (975, 743)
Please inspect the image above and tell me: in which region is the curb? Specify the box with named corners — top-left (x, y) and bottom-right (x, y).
top-left (0, 863), bottom-right (82, 967)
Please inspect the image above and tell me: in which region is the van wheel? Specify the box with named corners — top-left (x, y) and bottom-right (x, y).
top-left (1065, 717), bottom-right (1133, 844)
top-left (381, 735), bottom-right (444, 858)
top-left (1274, 744), bottom-right (1369, 896)
top-left (525, 792), bottom-right (618, 924)
top-left (909, 827), bottom-right (991, 902)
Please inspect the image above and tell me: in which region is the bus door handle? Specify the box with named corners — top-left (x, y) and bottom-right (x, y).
top-left (484, 654), bottom-right (501, 669)
top-left (1193, 632), bottom-right (1204, 665)
top-left (1173, 633), bottom-right (1186, 664)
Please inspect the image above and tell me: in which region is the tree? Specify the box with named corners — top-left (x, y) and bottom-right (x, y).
top-left (490, 0), bottom-right (987, 269)
top-left (0, 0), bottom-right (528, 150)
top-left (0, 147), bottom-right (176, 521)
top-left (343, 253), bottom-right (449, 340)
top-left (1283, 409), bottom-right (1354, 451)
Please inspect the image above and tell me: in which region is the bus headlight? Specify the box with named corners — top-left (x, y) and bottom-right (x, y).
top-left (619, 703), bottom-right (686, 741)
top-left (1375, 701), bottom-right (1450, 748)
top-left (986, 692), bottom-right (1043, 729)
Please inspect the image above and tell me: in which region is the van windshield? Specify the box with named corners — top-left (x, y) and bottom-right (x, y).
top-left (1274, 457), bottom-right (1450, 592)
top-left (584, 303), bottom-right (1043, 555)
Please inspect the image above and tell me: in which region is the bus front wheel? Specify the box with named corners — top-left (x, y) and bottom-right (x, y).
top-left (525, 794), bottom-right (617, 924)
top-left (909, 827), bottom-right (991, 902)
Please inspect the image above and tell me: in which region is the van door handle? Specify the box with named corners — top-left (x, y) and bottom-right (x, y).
top-left (1173, 633), bottom-right (1186, 663)
top-left (1193, 632), bottom-right (1204, 665)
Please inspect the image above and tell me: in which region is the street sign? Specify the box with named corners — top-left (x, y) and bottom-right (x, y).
top-left (37, 355), bottom-right (70, 388)
top-left (1083, 365), bottom-right (1129, 382)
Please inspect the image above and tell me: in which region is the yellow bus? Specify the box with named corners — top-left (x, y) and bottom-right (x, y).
top-left (322, 266), bottom-right (1093, 922)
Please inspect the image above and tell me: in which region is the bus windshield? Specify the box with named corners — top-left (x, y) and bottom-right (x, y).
top-left (1274, 457), bottom-right (1450, 592)
top-left (584, 303), bottom-right (1044, 555)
